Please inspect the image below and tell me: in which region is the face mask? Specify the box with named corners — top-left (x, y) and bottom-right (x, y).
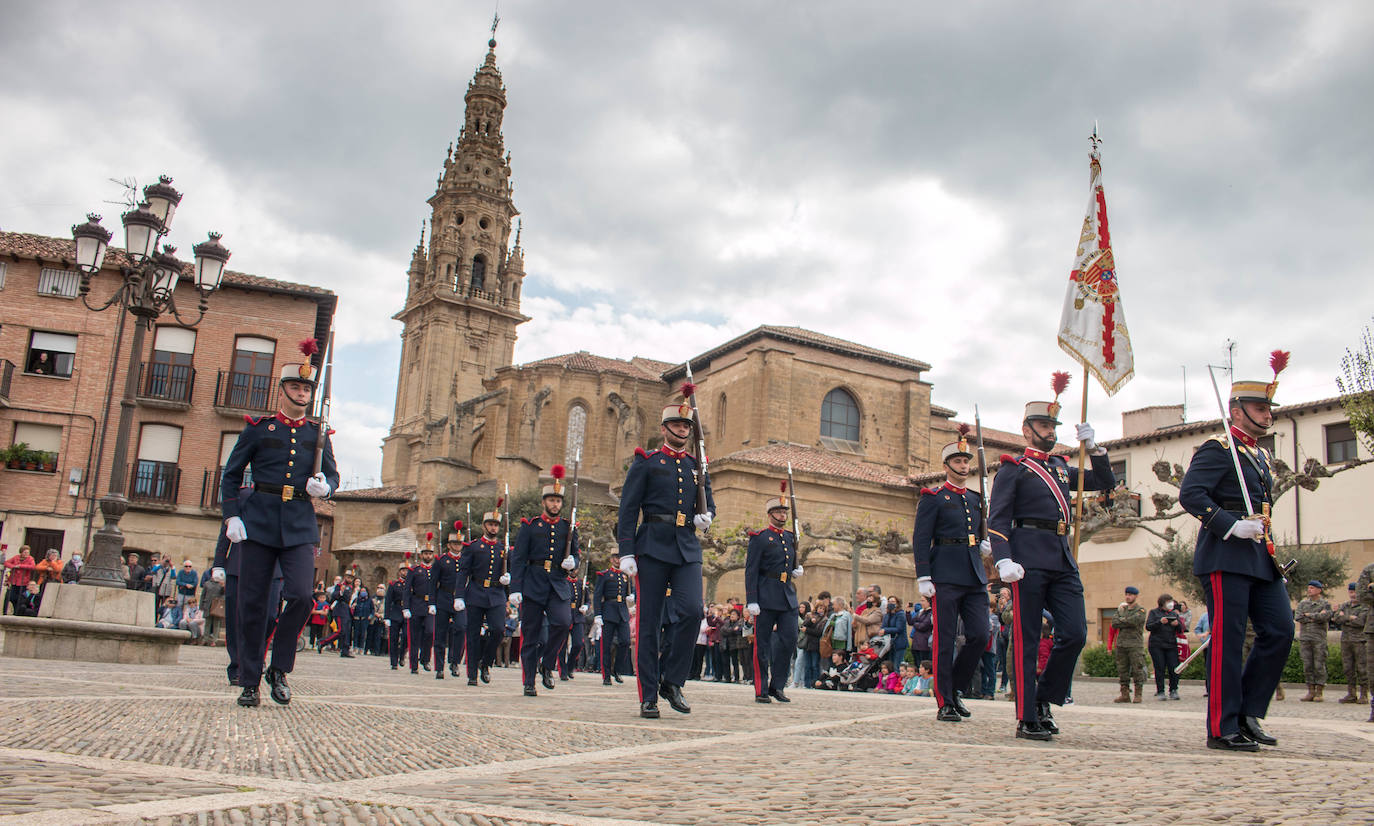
top-left (1165, 602), bottom-right (1175, 611)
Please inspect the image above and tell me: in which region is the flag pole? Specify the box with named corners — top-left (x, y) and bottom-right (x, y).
top-left (1071, 362), bottom-right (1089, 561)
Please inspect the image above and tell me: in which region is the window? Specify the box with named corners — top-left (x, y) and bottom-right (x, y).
top-left (218, 430), bottom-right (251, 492)
top-left (565, 403), bottom-right (587, 461)
top-left (10, 422), bottom-right (62, 471)
top-left (23, 528), bottom-right (64, 559)
top-left (471, 255), bottom-right (486, 291)
top-left (0, 261), bottom-right (8, 289)
top-left (227, 336), bottom-right (275, 409)
top-left (1326, 422), bottom-right (1358, 464)
top-left (132, 424), bottom-right (182, 503)
top-left (1257, 434), bottom-right (1276, 454)
top-left (1110, 459), bottom-right (1127, 486)
top-left (26, 331), bottom-right (77, 377)
top-left (387, 518), bottom-right (401, 533)
top-left (146, 326), bottom-right (196, 403)
top-left (820, 388), bottom-right (860, 442)
top-left (37, 267), bottom-right (78, 298)
top-left (1098, 608), bottom-right (1117, 644)
top-left (717, 393), bottom-right (727, 440)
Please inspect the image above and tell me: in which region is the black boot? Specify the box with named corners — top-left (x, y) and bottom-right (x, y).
top-left (1036, 701), bottom-right (1059, 735)
top-left (480, 665), bottom-right (491, 684)
top-left (523, 685), bottom-right (537, 697)
top-left (937, 705), bottom-right (962, 722)
top-left (640, 700), bottom-right (660, 719)
top-left (1207, 733), bottom-right (1259, 752)
top-left (467, 677), bottom-right (478, 686)
top-left (1239, 716), bottom-right (1277, 746)
top-left (769, 689), bottom-right (791, 703)
top-left (1016, 720), bottom-right (1052, 741)
top-left (952, 693), bottom-right (972, 717)
top-left (450, 665), bottom-right (459, 677)
top-left (265, 667), bottom-right (291, 705)
top-left (755, 694), bottom-right (772, 703)
top-left (659, 684), bottom-right (691, 714)
top-left (236, 686), bottom-right (260, 707)
top-left (541, 669), bottom-right (556, 691)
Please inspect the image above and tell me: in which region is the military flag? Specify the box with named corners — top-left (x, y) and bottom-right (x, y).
top-left (1058, 130), bottom-right (1134, 396)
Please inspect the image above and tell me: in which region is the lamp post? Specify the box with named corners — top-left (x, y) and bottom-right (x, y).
top-left (70, 176), bottom-right (231, 588)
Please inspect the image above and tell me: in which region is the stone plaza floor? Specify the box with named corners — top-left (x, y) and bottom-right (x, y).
top-left (1, 645), bottom-right (1371, 825)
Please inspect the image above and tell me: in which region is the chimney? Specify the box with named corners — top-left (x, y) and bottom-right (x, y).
top-left (1122, 405), bottom-right (1185, 439)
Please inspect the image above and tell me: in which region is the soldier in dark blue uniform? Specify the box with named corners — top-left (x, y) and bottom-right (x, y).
top-left (317, 571), bottom-right (355, 657)
top-left (511, 473), bottom-right (580, 696)
top-left (457, 507), bottom-right (511, 686)
top-left (561, 574), bottom-right (589, 680)
top-left (402, 542), bottom-right (438, 673)
top-left (745, 488), bottom-right (803, 704)
top-left (350, 572), bottom-right (373, 652)
top-left (210, 486), bottom-right (284, 686)
top-left (616, 402), bottom-right (714, 718)
top-left (222, 347), bottom-right (338, 708)
top-left (383, 562), bottom-right (410, 670)
top-left (988, 397), bottom-right (1112, 740)
top-left (1179, 367), bottom-right (1293, 752)
top-left (594, 552), bottom-right (633, 686)
top-left (915, 431), bottom-right (992, 722)
top-left (432, 526), bottom-right (467, 679)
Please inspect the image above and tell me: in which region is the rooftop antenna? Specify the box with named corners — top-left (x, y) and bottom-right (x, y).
top-left (1181, 365), bottom-right (1187, 422)
top-left (1224, 339), bottom-right (1236, 377)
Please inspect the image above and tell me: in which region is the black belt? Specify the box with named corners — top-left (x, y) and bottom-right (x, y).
top-left (767, 570), bottom-right (793, 583)
top-left (1013, 518), bottom-right (1067, 534)
top-left (253, 482), bottom-right (311, 501)
top-left (644, 513), bottom-right (679, 524)
top-left (933, 538), bottom-right (969, 546)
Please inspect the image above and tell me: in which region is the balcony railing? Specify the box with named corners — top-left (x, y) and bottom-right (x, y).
top-left (129, 460), bottom-right (180, 505)
top-left (0, 358), bottom-right (13, 405)
top-left (213, 369), bottom-right (277, 414)
top-left (138, 362), bottom-right (196, 405)
top-left (201, 466), bottom-right (253, 509)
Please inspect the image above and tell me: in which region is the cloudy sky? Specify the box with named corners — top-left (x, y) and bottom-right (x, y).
top-left (3, 2), bottom-right (1370, 486)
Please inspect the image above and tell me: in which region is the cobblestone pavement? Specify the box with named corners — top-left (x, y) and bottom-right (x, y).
top-left (1, 646), bottom-right (1371, 825)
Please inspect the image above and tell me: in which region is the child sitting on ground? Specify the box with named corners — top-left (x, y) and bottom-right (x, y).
top-left (910, 660), bottom-right (934, 697)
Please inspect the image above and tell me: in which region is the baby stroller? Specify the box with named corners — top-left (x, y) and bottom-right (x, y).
top-left (840, 634), bottom-right (891, 691)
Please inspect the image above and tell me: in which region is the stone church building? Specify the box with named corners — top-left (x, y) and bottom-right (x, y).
top-left (332, 40), bottom-right (1024, 599)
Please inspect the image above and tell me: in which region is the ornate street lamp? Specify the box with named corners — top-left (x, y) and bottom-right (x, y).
top-left (70, 176), bottom-right (231, 588)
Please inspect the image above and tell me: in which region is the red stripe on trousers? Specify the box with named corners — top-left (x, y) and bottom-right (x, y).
top-left (930, 594), bottom-right (944, 708)
top-left (631, 571), bottom-right (643, 703)
top-left (753, 614), bottom-right (764, 697)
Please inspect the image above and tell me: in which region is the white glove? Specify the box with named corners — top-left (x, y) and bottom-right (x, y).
top-left (619, 555), bottom-right (638, 577)
top-left (1227, 519), bottom-right (1265, 541)
top-left (581, 603), bottom-right (590, 615)
top-left (211, 567), bottom-right (226, 583)
top-left (403, 609), bottom-right (412, 619)
top-left (1076, 423), bottom-right (1097, 451)
top-left (918, 577), bottom-right (936, 599)
top-left (306, 472), bottom-right (331, 498)
top-left (996, 559), bottom-right (1025, 583)
top-left (509, 592), bottom-right (522, 606)
top-left (225, 516), bottom-right (247, 544)
top-left (428, 604), bottom-right (436, 615)
top-left (384, 619), bottom-right (391, 627)
top-left (594, 615), bottom-right (603, 628)
top-left (979, 539), bottom-right (992, 557)
top-left (792, 565), bottom-right (804, 578)
top-left (499, 572), bottom-right (511, 586)
top-left (626, 593), bottom-right (636, 604)
top-left (561, 556), bottom-right (577, 571)
top-left (693, 513), bottom-right (713, 531)
top-left (746, 602), bottom-right (761, 616)
top-left (454, 598), bottom-right (465, 612)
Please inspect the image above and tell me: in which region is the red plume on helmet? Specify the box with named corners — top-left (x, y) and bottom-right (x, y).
top-left (404, 550), bottom-right (412, 560)
top-left (1269, 349), bottom-right (1290, 378)
top-left (298, 338), bottom-right (320, 357)
top-left (1051, 371), bottom-right (1071, 402)
top-left (957, 422), bottom-right (971, 438)
top-left (551, 464), bottom-right (566, 481)
top-left (453, 520), bottom-right (463, 531)
top-left (496, 497), bottom-right (504, 508)
top-left (425, 531), bottom-right (433, 541)
top-left (680, 381), bottom-right (697, 398)
top-left (780, 480), bottom-right (787, 494)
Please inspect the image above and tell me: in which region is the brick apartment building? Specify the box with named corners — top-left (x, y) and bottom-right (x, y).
top-left (0, 231), bottom-right (336, 581)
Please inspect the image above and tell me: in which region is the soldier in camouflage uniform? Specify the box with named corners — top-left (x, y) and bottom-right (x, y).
top-left (1111, 585), bottom-right (1148, 703)
top-left (1357, 562), bottom-right (1374, 722)
top-left (1332, 583), bottom-right (1369, 704)
top-left (1295, 580), bottom-right (1332, 702)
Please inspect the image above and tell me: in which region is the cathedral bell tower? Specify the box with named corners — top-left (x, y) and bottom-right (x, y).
top-left (381, 38), bottom-right (530, 488)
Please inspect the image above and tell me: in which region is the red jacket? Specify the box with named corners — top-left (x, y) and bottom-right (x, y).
top-left (4, 555), bottom-right (36, 587)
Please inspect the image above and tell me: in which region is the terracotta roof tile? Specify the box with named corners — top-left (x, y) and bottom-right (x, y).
top-left (517, 350), bottom-right (664, 382)
top-left (332, 484), bottom-right (416, 503)
top-left (663, 325), bottom-right (931, 380)
top-left (0, 231), bottom-right (334, 299)
top-left (714, 443), bottom-right (915, 489)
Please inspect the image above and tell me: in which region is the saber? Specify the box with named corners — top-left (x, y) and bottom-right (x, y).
top-left (466, 503), bottom-right (472, 542)
top-left (786, 462), bottom-right (800, 539)
top-left (564, 449), bottom-right (581, 571)
top-left (1207, 366), bottom-right (1279, 573)
top-left (1178, 558), bottom-right (1298, 672)
top-left (502, 482), bottom-right (510, 578)
top-left (311, 330), bottom-right (335, 476)
top-left (973, 406), bottom-right (989, 541)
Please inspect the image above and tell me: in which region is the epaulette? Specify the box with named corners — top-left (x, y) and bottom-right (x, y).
top-left (634, 447), bottom-right (651, 459)
top-left (243, 414), bottom-right (264, 425)
top-left (919, 487), bottom-right (938, 497)
top-left (747, 529), bottom-right (761, 537)
top-left (1000, 453), bottom-right (1018, 464)
top-left (1205, 434), bottom-right (1229, 448)
top-left (327, 428), bottom-right (336, 436)
top-left (520, 517), bottom-right (531, 525)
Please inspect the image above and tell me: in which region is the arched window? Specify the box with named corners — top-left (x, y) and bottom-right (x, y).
top-left (716, 393), bottom-right (727, 440)
top-left (386, 518), bottom-right (401, 533)
top-left (566, 403), bottom-right (588, 461)
top-left (820, 388), bottom-right (860, 442)
top-left (470, 255), bottom-right (487, 291)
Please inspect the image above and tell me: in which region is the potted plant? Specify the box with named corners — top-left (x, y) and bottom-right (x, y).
top-left (3, 442), bottom-right (29, 470)
top-left (20, 447), bottom-right (40, 471)
top-left (38, 451), bottom-right (57, 473)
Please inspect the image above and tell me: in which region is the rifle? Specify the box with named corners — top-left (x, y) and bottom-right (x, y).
top-left (564, 449), bottom-right (581, 570)
top-left (311, 330), bottom-right (335, 476)
top-left (682, 362), bottom-right (711, 521)
top-left (973, 406), bottom-right (989, 541)
top-left (501, 482), bottom-right (510, 578)
top-left (466, 503), bottom-right (472, 542)
top-left (786, 462), bottom-right (800, 539)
